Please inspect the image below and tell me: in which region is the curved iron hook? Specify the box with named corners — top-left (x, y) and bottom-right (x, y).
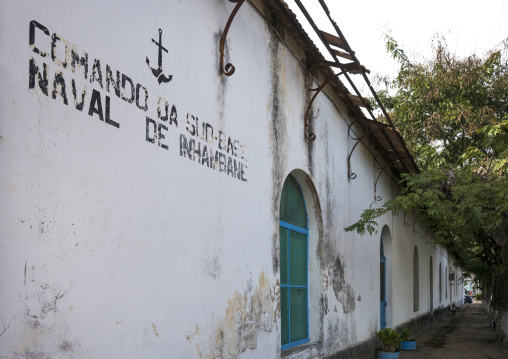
top-left (373, 151), bottom-right (383, 162)
top-left (347, 124), bottom-right (380, 179)
top-left (347, 132), bottom-right (368, 179)
top-left (413, 219), bottom-right (418, 234)
top-left (373, 151), bottom-right (388, 170)
top-left (374, 160), bottom-right (401, 201)
top-left (374, 152), bottom-right (394, 170)
top-left (349, 121), bottom-right (382, 142)
top-left (347, 127), bottom-right (378, 180)
top-left (219, 0), bottom-right (246, 76)
top-left (347, 119), bottom-right (361, 141)
top-left (304, 70), bottom-right (344, 141)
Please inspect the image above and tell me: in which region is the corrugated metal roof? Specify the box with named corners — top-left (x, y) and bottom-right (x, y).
top-left (263, 0), bottom-right (420, 179)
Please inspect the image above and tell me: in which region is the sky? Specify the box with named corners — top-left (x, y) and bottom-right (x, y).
top-left (285, 0), bottom-right (507, 82)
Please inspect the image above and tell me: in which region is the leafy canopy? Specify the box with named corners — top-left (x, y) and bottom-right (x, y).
top-left (346, 35), bottom-right (508, 280)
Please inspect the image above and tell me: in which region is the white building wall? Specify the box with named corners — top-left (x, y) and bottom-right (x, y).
top-left (0, 1), bottom-right (463, 358)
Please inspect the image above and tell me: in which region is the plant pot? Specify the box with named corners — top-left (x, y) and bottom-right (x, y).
top-left (375, 349), bottom-right (400, 358)
top-left (400, 340), bottom-right (416, 350)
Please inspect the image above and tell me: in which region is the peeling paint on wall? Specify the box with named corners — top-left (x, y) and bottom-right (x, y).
top-left (0, 264), bottom-right (83, 359)
top-left (12, 315), bottom-right (82, 359)
top-left (316, 128), bottom-right (359, 330)
top-left (324, 314), bottom-right (358, 352)
top-left (189, 272), bottom-right (276, 359)
top-left (202, 254), bottom-right (222, 279)
top-left (313, 136), bottom-right (357, 318)
top-left (331, 257), bottom-right (356, 314)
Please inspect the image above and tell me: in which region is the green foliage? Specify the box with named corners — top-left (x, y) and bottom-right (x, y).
top-left (384, 33), bottom-right (410, 67)
top-left (375, 328), bottom-right (402, 352)
top-left (346, 36), bottom-right (508, 286)
top-left (400, 327), bottom-right (411, 342)
top-left (476, 293), bottom-right (483, 301)
top-left (381, 36), bottom-right (508, 172)
top-left (343, 207), bottom-right (386, 235)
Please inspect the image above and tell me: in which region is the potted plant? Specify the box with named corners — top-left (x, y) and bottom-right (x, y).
top-left (399, 327), bottom-right (416, 350)
top-left (375, 328), bottom-right (402, 358)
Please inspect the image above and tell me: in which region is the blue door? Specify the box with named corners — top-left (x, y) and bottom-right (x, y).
top-left (380, 240), bottom-right (387, 329)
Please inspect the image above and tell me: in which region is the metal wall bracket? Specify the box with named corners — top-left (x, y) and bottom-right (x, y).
top-left (404, 212), bottom-right (410, 227)
top-left (374, 160), bottom-right (401, 201)
top-left (303, 65), bottom-right (344, 141)
top-left (413, 219), bottom-right (418, 234)
top-left (347, 120), bottom-right (376, 180)
top-left (392, 188), bottom-right (401, 199)
top-left (219, 0), bottom-right (246, 76)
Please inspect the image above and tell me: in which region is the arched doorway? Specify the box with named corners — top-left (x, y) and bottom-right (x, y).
top-left (439, 263), bottom-right (442, 302)
top-left (380, 226), bottom-right (393, 328)
top-left (380, 238), bottom-right (387, 329)
top-left (429, 256), bottom-right (434, 313)
top-left (413, 247), bottom-right (419, 311)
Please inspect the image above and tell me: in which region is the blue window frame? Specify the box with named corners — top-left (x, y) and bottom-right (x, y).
top-left (280, 175), bottom-right (309, 350)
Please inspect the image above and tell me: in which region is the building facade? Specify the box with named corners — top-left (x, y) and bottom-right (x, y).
top-left (0, 1), bottom-right (464, 358)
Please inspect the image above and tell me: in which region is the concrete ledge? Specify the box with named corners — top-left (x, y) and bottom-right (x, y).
top-left (322, 307), bottom-right (451, 359)
top-left (282, 343), bottom-right (321, 359)
top-left (395, 306), bottom-right (450, 337)
top-left (323, 336), bottom-right (377, 359)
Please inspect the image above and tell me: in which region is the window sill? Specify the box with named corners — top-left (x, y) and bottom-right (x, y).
top-left (281, 342), bottom-right (320, 358)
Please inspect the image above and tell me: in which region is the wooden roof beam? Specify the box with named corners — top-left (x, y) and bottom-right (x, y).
top-left (320, 30), bottom-right (348, 51)
top-left (331, 48), bottom-right (353, 61)
top-left (347, 94), bottom-right (369, 108)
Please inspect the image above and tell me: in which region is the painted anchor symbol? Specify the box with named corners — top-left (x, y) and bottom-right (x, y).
top-left (146, 28), bottom-right (173, 84)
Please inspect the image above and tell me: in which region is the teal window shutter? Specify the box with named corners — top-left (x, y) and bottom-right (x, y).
top-left (280, 175), bottom-right (309, 349)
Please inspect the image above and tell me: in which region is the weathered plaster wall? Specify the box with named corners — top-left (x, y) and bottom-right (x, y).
top-left (0, 1), bottom-right (463, 358)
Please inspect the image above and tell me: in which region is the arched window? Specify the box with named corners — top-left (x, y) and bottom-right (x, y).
top-left (429, 256), bottom-right (433, 311)
top-left (380, 239), bottom-right (387, 329)
top-left (413, 246), bottom-right (419, 311)
top-left (280, 175), bottom-right (309, 349)
top-left (454, 270), bottom-right (457, 296)
top-left (439, 263), bottom-right (442, 302)
top-left (445, 267), bottom-right (448, 299)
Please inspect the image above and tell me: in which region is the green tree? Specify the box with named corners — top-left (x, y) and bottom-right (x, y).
top-left (346, 35), bottom-right (508, 341)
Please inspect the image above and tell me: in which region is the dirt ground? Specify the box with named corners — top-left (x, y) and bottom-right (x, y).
top-left (399, 302), bottom-right (508, 359)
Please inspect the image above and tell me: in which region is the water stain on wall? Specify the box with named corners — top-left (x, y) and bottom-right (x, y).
top-left (331, 257), bottom-right (356, 314)
top-left (151, 322), bottom-right (159, 338)
top-left (267, 27), bottom-right (288, 276)
top-left (1, 267), bottom-right (82, 359)
top-left (273, 279), bottom-right (281, 316)
top-left (189, 272), bottom-right (276, 359)
top-left (185, 324), bottom-right (200, 342)
top-left (304, 75), bottom-right (316, 176)
top-left (315, 168), bottom-right (357, 317)
top-left (214, 30), bottom-right (228, 130)
top-left (13, 317), bottom-right (81, 359)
